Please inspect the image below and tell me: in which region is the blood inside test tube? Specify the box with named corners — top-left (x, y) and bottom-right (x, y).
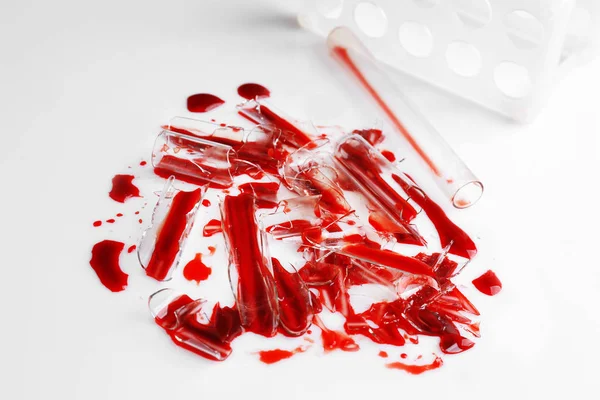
top-left (327, 27), bottom-right (483, 209)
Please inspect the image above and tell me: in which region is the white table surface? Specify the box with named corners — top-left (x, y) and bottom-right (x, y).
top-left (1, 1), bottom-right (599, 399)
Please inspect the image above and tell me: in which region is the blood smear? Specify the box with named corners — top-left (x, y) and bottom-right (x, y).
top-left (237, 83), bottom-right (271, 100)
top-left (145, 188), bottom-right (202, 281)
top-left (183, 253), bottom-right (212, 284)
top-left (109, 174), bottom-right (141, 203)
top-left (386, 356), bottom-right (443, 374)
top-left (258, 347), bottom-right (304, 364)
top-left (472, 270), bottom-right (502, 296)
top-left (89, 240), bottom-right (128, 292)
top-left (187, 93), bottom-right (225, 113)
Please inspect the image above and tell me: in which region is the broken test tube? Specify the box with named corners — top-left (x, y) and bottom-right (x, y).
top-left (152, 128), bottom-right (236, 188)
top-left (327, 27), bottom-right (483, 209)
top-left (148, 288), bottom-right (242, 361)
top-left (220, 193), bottom-right (279, 337)
top-left (138, 177), bottom-right (204, 281)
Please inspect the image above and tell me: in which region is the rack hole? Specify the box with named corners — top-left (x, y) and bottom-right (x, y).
top-left (399, 22), bottom-right (434, 57)
top-left (446, 41), bottom-right (482, 77)
top-left (316, 0), bottom-right (344, 19)
top-left (452, 0), bottom-right (492, 29)
top-left (354, 2), bottom-right (388, 38)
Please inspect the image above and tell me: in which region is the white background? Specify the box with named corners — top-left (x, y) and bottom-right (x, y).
top-left (1, 0), bottom-right (599, 399)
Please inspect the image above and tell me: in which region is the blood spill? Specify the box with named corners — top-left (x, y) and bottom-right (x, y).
top-left (89, 240), bottom-right (128, 292)
top-left (93, 220), bottom-right (102, 227)
top-left (90, 85), bottom-right (497, 373)
top-left (472, 270), bottom-right (502, 296)
top-left (183, 253), bottom-right (212, 284)
top-left (187, 93), bottom-right (225, 113)
top-left (258, 347), bottom-right (304, 364)
top-left (237, 83), bottom-right (271, 100)
top-left (109, 174), bottom-right (141, 203)
top-left (203, 219), bottom-right (223, 237)
top-left (386, 356), bottom-right (443, 374)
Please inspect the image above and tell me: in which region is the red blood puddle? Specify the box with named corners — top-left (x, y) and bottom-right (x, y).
top-left (258, 347), bottom-right (304, 364)
top-left (109, 174), bottom-right (141, 203)
top-left (89, 240), bottom-right (128, 292)
top-left (386, 356), bottom-right (443, 374)
top-left (183, 253), bottom-right (212, 284)
top-left (202, 199), bottom-right (211, 207)
top-left (106, 219), bottom-right (115, 224)
top-left (93, 220), bottom-right (102, 227)
top-left (472, 270), bottom-right (502, 296)
top-left (237, 83), bottom-right (271, 100)
top-left (203, 219), bottom-right (223, 237)
top-left (381, 149), bottom-right (396, 162)
top-left (140, 161), bottom-right (147, 166)
top-left (187, 93), bottom-right (225, 113)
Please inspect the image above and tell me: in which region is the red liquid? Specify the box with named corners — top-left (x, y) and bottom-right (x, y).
top-left (258, 347), bottom-right (304, 364)
top-left (183, 253), bottom-right (212, 284)
top-left (314, 317), bottom-right (359, 353)
top-left (154, 155), bottom-right (231, 189)
top-left (221, 194), bottom-right (278, 337)
top-left (106, 219), bottom-right (115, 224)
top-left (352, 128), bottom-right (384, 146)
top-left (250, 103), bottom-right (313, 148)
top-left (187, 93), bottom-right (225, 113)
top-left (89, 240), bottom-right (128, 292)
top-left (93, 220), bottom-right (102, 227)
top-left (296, 168), bottom-right (352, 215)
top-left (342, 244), bottom-right (435, 277)
top-left (168, 125), bottom-right (284, 175)
top-left (127, 245), bottom-right (136, 253)
top-left (208, 245), bottom-right (216, 255)
top-left (145, 188), bottom-right (202, 281)
top-left (378, 351), bottom-right (388, 358)
top-left (140, 161), bottom-right (147, 166)
top-left (336, 137), bottom-right (419, 224)
top-left (155, 295), bottom-right (242, 361)
top-left (392, 174), bottom-right (477, 259)
top-left (272, 258), bottom-right (313, 336)
top-left (237, 83), bottom-right (271, 100)
top-left (203, 219), bottom-right (223, 237)
top-left (116, 213), bottom-right (123, 217)
top-left (202, 199), bottom-right (211, 207)
top-left (109, 174), bottom-right (141, 203)
top-left (386, 356), bottom-right (443, 374)
top-left (381, 150), bottom-right (396, 162)
top-left (332, 46), bottom-right (440, 176)
top-left (472, 270), bottom-right (502, 296)
top-left (238, 182), bottom-right (280, 209)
